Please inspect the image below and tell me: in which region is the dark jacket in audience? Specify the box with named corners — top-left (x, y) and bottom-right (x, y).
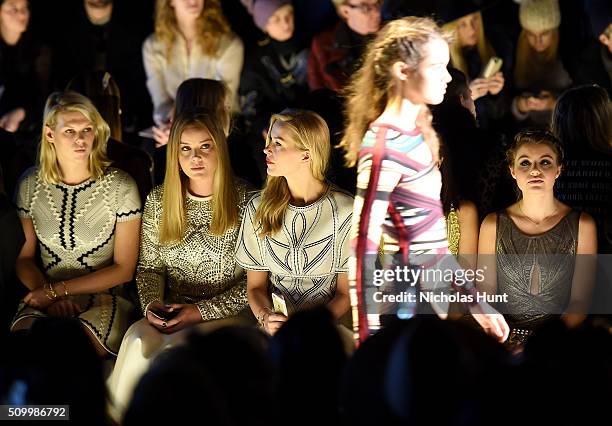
top-left (107, 138), bottom-right (152, 206)
top-left (0, 191), bottom-right (25, 341)
top-left (307, 21), bottom-right (372, 92)
top-left (51, 5), bottom-right (150, 129)
top-left (0, 31), bottom-right (47, 130)
top-left (240, 35), bottom-right (309, 134)
top-left (572, 40), bottom-right (612, 96)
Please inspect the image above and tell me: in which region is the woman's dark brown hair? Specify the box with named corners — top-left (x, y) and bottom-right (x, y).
top-left (552, 84), bottom-right (612, 155)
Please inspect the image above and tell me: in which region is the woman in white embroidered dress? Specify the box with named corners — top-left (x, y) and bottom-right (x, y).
top-left (235, 109), bottom-right (353, 336)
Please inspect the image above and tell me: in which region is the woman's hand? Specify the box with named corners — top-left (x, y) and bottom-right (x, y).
top-left (0, 108), bottom-right (26, 132)
top-left (153, 123), bottom-right (171, 148)
top-left (23, 287), bottom-right (55, 311)
top-left (47, 299), bottom-right (81, 317)
top-left (145, 301), bottom-right (173, 331)
top-left (530, 90), bottom-right (556, 111)
top-left (158, 303), bottom-right (202, 334)
top-left (469, 302), bottom-right (510, 343)
top-left (516, 95), bottom-right (532, 113)
top-left (263, 312), bottom-right (288, 335)
top-left (469, 78), bottom-right (489, 100)
top-left (486, 72), bottom-right (504, 95)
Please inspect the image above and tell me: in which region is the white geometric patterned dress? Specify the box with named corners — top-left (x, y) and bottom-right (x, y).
top-left (12, 167), bottom-right (142, 355)
top-left (235, 185), bottom-right (353, 314)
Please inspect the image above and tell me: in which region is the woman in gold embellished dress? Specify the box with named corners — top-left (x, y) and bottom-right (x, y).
top-left (107, 109), bottom-right (253, 419)
top-left (12, 91), bottom-right (142, 357)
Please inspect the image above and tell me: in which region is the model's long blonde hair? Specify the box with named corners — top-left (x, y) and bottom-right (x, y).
top-left (255, 109), bottom-right (330, 236)
top-left (340, 16), bottom-right (450, 167)
top-left (39, 91), bottom-right (111, 184)
top-left (514, 29), bottom-right (559, 89)
top-left (154, 0), bottom-right (231, 59)
top-left (443, 12), bottom-right (496, 78)
top-left (160, 109), bottom-right (238, 244)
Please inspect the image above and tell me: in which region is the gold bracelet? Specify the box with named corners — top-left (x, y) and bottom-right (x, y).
top-left (256, 307), bottom-right (273, 327)
top-left (43, 283), bottom-right (54, 301)
top-left (45, 282), bottom-right (58, 301)
top-left (49, 282), bottom-right (58, 300)
top-left (60, 281), bottom-right (69, 297)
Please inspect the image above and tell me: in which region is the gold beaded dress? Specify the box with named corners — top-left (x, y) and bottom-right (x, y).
top-left (108, 180), bottom-right (253, 418)
top-left (136, 183), bottom-right (252, 319)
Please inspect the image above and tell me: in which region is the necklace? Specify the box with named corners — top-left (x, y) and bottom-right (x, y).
top-left (518, 201), bottom-right (559, 226)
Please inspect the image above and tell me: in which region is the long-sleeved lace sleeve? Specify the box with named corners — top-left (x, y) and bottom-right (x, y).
top-left (135, 188), bottom-right (166, 315)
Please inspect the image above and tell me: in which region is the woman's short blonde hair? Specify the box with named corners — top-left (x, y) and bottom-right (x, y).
top-left (39, 91), bottom-right (111, 184)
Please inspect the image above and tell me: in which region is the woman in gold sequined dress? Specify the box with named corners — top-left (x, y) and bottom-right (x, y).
top-left (107, 109), bottom-right (253, 419)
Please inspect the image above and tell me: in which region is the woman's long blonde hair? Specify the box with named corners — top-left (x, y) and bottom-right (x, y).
top-left (340, 16), bottom-right (450, 167)
top-left (154, 0), bottom-right (231, 59)
top-left (255, 109), bottom-right (330, 237)
top-left (160, 109), bottom-right (238, 244)
top-left (443, 12), bottom-right (496, 78)
top-left (514, 29), bottom-right (559, 89)
top-left (39, 91), bottom-right (111, 184)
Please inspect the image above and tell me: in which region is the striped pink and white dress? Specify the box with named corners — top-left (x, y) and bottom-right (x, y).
top-left (349, 123), bottom-right (473, 342)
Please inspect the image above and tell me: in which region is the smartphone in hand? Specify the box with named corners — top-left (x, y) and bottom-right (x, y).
top-left (481, 56), bottom-right (503, 79)
top-left (149, 308), bottom-right (178, 321)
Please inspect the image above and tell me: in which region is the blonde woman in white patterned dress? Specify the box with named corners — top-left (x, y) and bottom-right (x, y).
top-left (12, 91), bottom-right (142, 357)
top-left (235, 109), bottom-right (354, 338)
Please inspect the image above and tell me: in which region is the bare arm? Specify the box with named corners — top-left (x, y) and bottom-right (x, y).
top-left (246, 269), bottom-right (286, 334)
top-left (563, 213), bottom-right (597, 328)
top-left (468, 212), bottom-right (509, 342)
top-left (15, 217), bottom-right (46, 291)
top-left (457, 200), bottom-right (479, 270)
top-left (246, 269), bottom-right (272, 319)
top-left (476, 212), bottom-right (498, 296)
top-left (327, 273), bottom-right (350, 319)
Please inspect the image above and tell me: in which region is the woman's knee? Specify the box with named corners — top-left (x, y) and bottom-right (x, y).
top-left (121, 318), bottom-right (165, 357)
top-left (81, 325), bottom-right (112, 358)
top-left (11, 317), bottom-right (36, 332)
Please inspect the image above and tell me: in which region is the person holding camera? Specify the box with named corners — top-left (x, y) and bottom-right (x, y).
top-left (441, 4), bottom-right (510, 131)
top-left (511, 0), bottom-right (572, 127)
